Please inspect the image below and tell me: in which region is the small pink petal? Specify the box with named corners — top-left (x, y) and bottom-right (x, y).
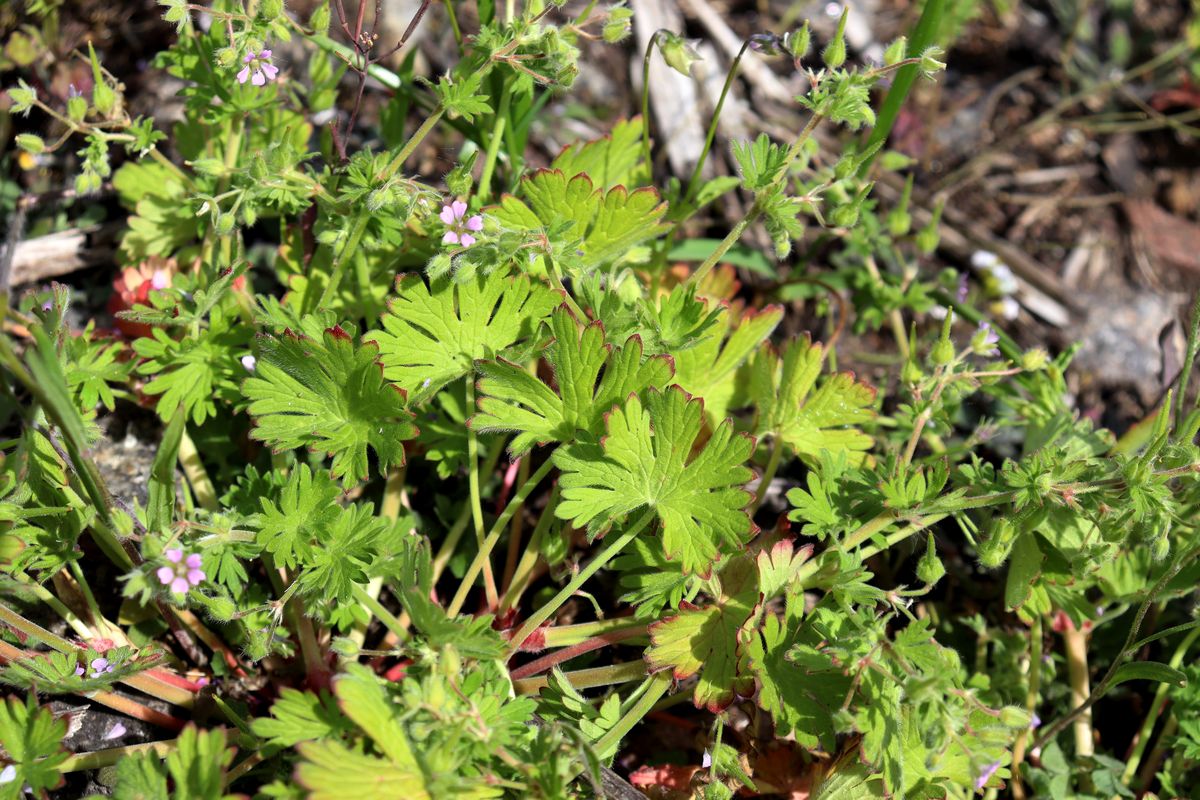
top-left (243, 53), bottom-right (255, 63)
top-left (465, 215), bottom-right (484, 232)
top-left (261, 63), bottom-right (279, 81)
top-left (439, 205), bottom-right (456, 225)
top-left (170, 577), bottom-right (189, 594)
top-left (104, 722), bottom-right (127, 740)
top-left (156, 566), bottom-right (175, 585)
top-left (450, 200), bottom-right (468, 219)
top-left (185, 553), bottom-right (203, 569)
top-left (165, 548), bottom-right (183, 563)
top-left (151, 270), bottom-right (170, 289)
top-left (251, 69), bottom-right (266, 86)
top-left (459, 233), bottom-right (476, 247)
top-left (187, 569), bottom-right (206, 586)
top-left (196, 677), bottom-right (210, 687)
top-left (442, 231), bottom-right (460, 245)
top-left (237, 65), bottom-right (250, 84)
top-left (259, 49), bottom-right (272, 58)
top-left (75, 666), bottom-right (85, 676)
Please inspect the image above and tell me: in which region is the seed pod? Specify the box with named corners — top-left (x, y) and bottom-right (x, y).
top-left (978, 518), bottom-right (1018, 567)
top-left (916, 534), bottom-right (946, 585)
top-left (822, 7), bottom-right (848, 69)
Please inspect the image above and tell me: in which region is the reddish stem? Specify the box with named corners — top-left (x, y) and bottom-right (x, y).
top-left (509, 626), bottom-right (647, 681)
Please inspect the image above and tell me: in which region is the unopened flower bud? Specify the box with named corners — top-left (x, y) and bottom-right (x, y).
top-left (883, 36), bottom-right (907, 66)
top-left (67, 94), bottom-right (88, 121)
top-left (999, 706), bottom-right (1033, 729)
top-left (931, 338), bottom-right (955, 366)
top-left (1021, 349), bottom-right (1048, 371)
top-left (15, 134), bottom-right (45, 155)
top-left (785, 22), bottom-right (811, 61)
top-left (330, 637), bottom-right (360, 658)
top-left (659, 32), bottom-right (702, 76)
top-left (749, 33), bottom-right (784, 56)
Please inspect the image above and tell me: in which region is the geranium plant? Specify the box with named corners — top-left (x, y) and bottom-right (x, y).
top-left (3, 0), bottom-right (1200, 798)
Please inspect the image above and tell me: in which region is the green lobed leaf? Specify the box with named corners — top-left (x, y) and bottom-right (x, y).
top-left (472, 306), bottom-right (673, 455)
top-left (550, 118), bottom-right (647, 190)
top-left (0, 695), bottom-right (67, 797)
top-left (163, 726), bottom-right (238, 800)
top-left (244, 324), bottom-right (417, 486)
top-left (748, 613), bottom-right (850, 752)
top-left (255, 463), bottom-right (342, 569)
top-left (554, 386), bottom-right (756, 576)
top-left (749, 335), bottom-right (876, 465)
top-left (249, 690), bottom-right (350, 753)
top-left (368, 270), bottom-right (559, 404)
top-left (671, 304), bottom-right (783, 424)
top-left (493, 170), bottom-right (670, 272)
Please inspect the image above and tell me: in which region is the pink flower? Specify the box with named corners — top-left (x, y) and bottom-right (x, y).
top-left (439, 200), bottom-right (484, 247)
top-left (971, 321), bottom-right (1000, 357)
top-left (89, 657), bottom-right (114, 678)
top-left (237, 49), bottom-right (279, 86)
top-left (974, 760), bottom-right (1001, 790)
top-left (104, 722), bottom-right (127, 740)
top-left (157, 548), bottom-right (206, 594)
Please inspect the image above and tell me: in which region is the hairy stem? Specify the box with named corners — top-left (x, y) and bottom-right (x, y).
top-left (58, 740), bottom-right (179, 773)
top-left (510, 625), bottom-right (647, 680)
top-left (751, 437), bottom-right (784, 514)
top-left (1032, 543), bottom-right (1200, 751)
top-left (683, 39), bottom-right (749, 203)
top-left (447, 457), bottom-right (556, 616)
top-left (1010, 615), bottom-right (1043, 800)
top-left (465, 378), bottom-right (500, 611)
top-left (1063, 624), bottom-right (1094, 757)
top-left (178, 427), bottom-right (218, 512)
top-left (639, 31), bottom-right (666, 179)
top-left (541, 616), bottom-right (645, 648)
top-left (478, 85), bottom-right (511, 201)
top-left (589, 672), bottom-right (672, 758)
top-left (498, 482), bottom-right (561, 614)
top-left (506, 510), bottom-right (655, 657)
top-left (351, 582), bottom-right (407, 642)
top-left (512, 659), bottom-right (647, 694)
top-left (502, 455), bottom-right (532, 594)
